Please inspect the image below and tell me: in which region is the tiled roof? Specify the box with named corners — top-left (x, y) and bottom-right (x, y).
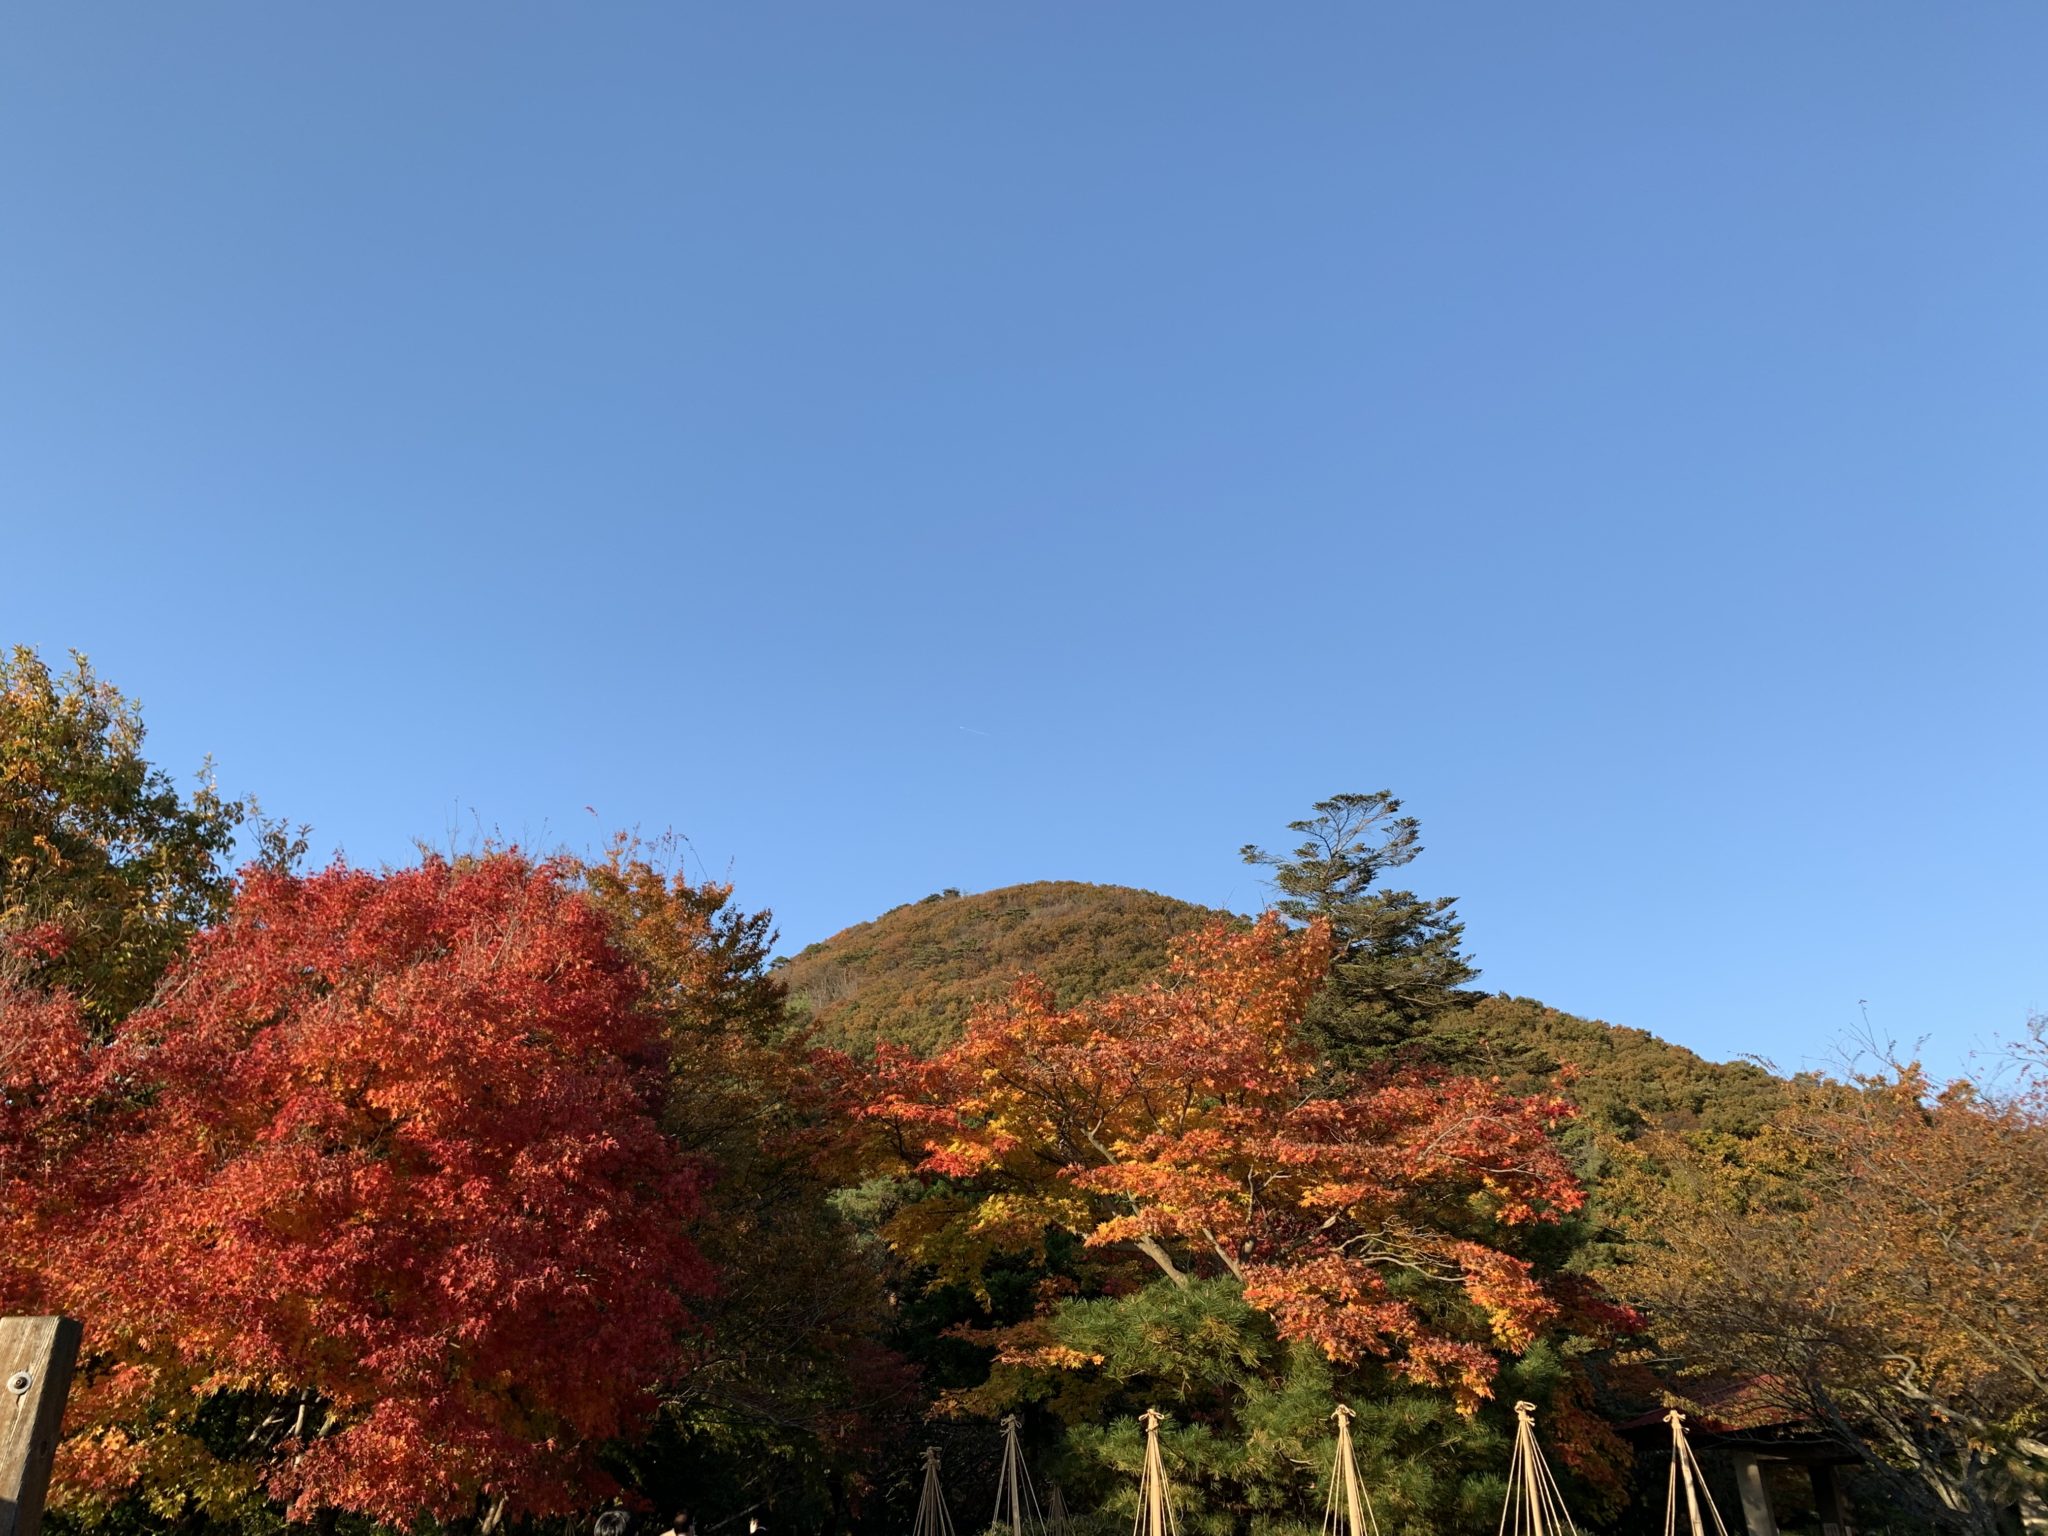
top-left (1618, 1376), bottom-right (1809, 1434)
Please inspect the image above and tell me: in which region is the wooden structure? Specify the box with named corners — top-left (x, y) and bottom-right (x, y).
top-left (991, 1415), bottom-right (1046, 1536)
top-left (1498, 1400), bottom-right (1579, 1536)
top-left (1323, 1405), bottom-right (1382, 1536)
top-left (1, 1317), bottom-right (81, 1536)
top-left (1666, 1411), bottom-right (1733, 1536)
top-left (912, 1447), bottom-right (957, 1536)
top-left (1134, 1409), bottom-right (1178, 1536)
top-left (1621, 1383), bottom-right (1857, 1536)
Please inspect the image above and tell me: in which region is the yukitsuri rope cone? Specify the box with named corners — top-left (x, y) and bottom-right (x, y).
top-left (1044, 1485), bottom-right (1074, 1536)
top-left (1498, 1402), bottom-right (1580, 1536)
top-left (992, 1415), bottom-right (1048, 1536)
top-left (1664, 1411), bottom-right (1732, 1536)
top-left (913, 1447), bottom-right (958, 1536)
top-left (1134, 1409), bottom-right (1181, 1536)
top-left (1323, 1405), bottom-right (1384, 1536)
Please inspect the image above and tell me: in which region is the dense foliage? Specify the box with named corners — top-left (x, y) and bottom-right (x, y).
top-left (858, 917), bottom-right (1593, 1396)
top-left (783, 881), bottom-right (1781, 1155)
top-left (0, 647), bottom-right (245, 1028)
top-left (6, 855), bottom-right (715, 1528)
top-left (1604, 1036), bottom-right (2048, 1536)
top-left (577, 841), bottom-right (910, 1530)
top-left (6, 645), bottom-right (2041, 1536)
top-left (843, 916), bottom-right (1635, 1532)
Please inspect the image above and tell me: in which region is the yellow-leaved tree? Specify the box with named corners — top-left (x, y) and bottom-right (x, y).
top-left (1606, 1029), bottom-right (2048, 1536)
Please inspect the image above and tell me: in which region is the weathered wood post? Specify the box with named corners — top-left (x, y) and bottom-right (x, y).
top-left (1728, 1453), bottom-right (1780, 1536)
top-left (1, 1317), bottom-right (82, 1536)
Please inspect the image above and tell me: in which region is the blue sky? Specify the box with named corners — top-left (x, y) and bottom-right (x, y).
top-left (5, 5), bottom-right (2043, 1079)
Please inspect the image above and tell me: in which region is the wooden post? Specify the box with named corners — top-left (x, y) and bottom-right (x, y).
top-left (1, 1317), bottom-right (82, 1536)
top-left (1809, 1463), bottom-right (1849, 1536)
top-left (1665, 1411), bottom-right (1730, 1536)
top-left (1500, 1400), bottom-right (1579, 1536)
top-left (1729, 1454), bottom-right (1779, 1536)
top-left (1325, 1404), bottom-right (1380, 1536)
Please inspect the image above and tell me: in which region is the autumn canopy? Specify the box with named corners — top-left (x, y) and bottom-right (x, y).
top-left (5, 647), bottom-right (2044, 1536)
top-left (856, 916), bottom-right (1603, 1411)
top-left (7, 854), bottom-right (713, 1523)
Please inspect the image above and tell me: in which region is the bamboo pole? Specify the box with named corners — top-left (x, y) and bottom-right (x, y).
top-left (1134, 1410), bottom-right (1178, 1536)
top-left (1323, 1405), bottom-right (1383, 1536)
top-left (1497, 1401), bottom-right (1578, 1536)
top-left (1664, 1411), bottom-right (1730, 1536)
top-left (991, 1415), bottom-right (1045, 1536)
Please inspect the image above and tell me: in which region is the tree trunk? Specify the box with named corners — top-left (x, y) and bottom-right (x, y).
top-left (1132, 1236), bottom-right (1188, 1288)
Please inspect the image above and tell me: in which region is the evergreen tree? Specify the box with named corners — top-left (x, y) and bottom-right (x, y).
top-left (1241, 792), bottom-right (1477, 1068)
top-left (1006, 1279), bottom-right (1554, 1536)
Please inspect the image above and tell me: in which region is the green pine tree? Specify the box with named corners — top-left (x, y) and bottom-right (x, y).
top-left (1027, 1279), bottom-right (1519, 1536)
top-left (1241, 792), bottom-right (1479, 1070)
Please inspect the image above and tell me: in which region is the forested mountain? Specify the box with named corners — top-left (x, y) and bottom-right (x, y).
top-left (778, 880), bottom-right (1230, 1055)
top-left (780, 877), bottom-right (1783, 1140)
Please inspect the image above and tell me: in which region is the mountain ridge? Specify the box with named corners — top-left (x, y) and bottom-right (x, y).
top-left (778, 880), bottom-right (1785, 1139)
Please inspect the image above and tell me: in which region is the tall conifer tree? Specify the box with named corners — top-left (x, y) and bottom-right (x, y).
top-left (1242, 792), bottom-right (1477, 1068)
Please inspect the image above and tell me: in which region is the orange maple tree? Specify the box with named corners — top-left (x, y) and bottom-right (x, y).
top-left (5, 854), bottom-right (712, 1527)
top-left (857, 915), bottom-right (1598, 1410)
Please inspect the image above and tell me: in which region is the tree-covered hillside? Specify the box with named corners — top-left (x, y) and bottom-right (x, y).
top-left (26, 647), bottom-right (2017, 1536)
top-left (779, 877), bottom-right (1781, 1141)
top-left (778, 880), bottom-right (1230, 1055)
top-left (1449, 994), bottom-right (1785, 1140)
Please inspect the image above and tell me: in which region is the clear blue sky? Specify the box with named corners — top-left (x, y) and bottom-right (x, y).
top-left (5, 5), bottom-right (2043, 1079)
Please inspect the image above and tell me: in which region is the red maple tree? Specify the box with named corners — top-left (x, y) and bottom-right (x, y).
top-left (12, 854), bottom-right (712, 1526)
